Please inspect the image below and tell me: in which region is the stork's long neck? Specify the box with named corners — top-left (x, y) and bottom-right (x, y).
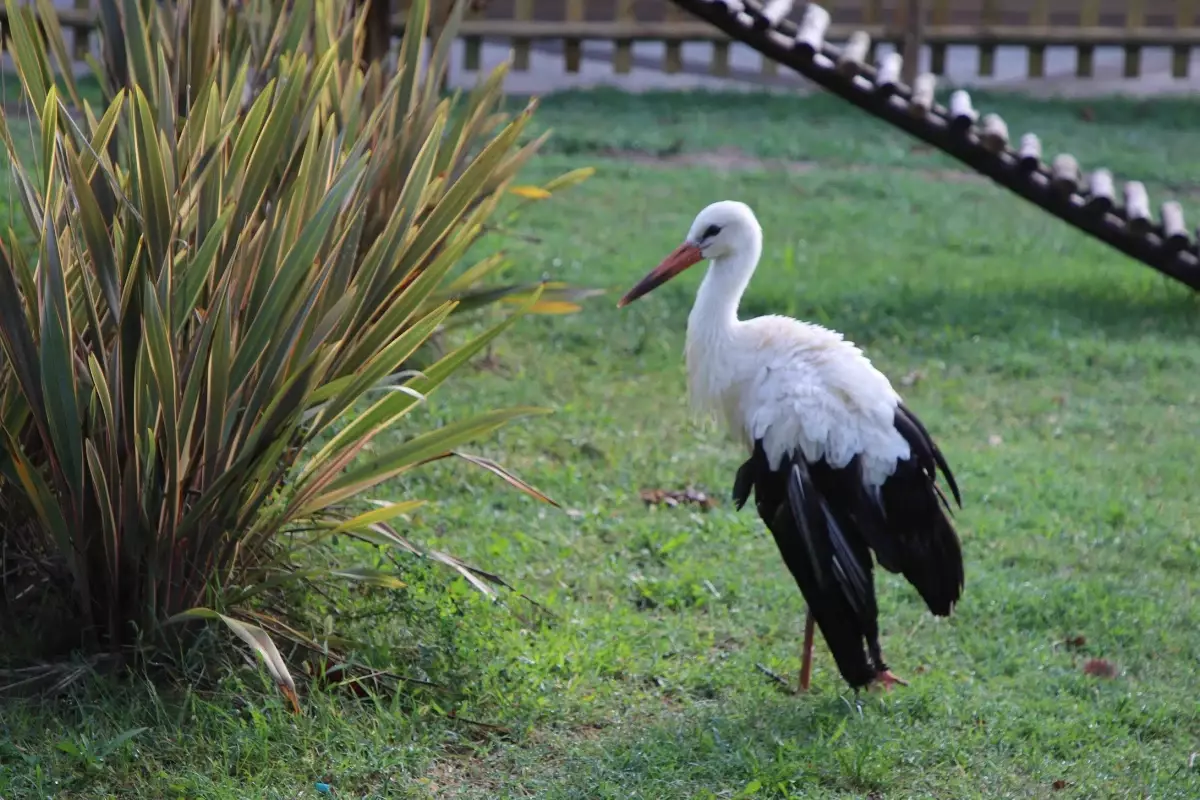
top-left (686, 242), bottom-right (760, 342)
top-left (685, 241), bottom-right (761, 412)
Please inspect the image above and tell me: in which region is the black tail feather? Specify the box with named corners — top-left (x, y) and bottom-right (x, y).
top-left (896, 402), bottom-right (962, 509)
top-left (887, 407), bottom-right (966, 616)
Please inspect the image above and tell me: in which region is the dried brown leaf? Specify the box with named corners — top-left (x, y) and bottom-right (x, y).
top-left (639, 487), bottom-right (717, 511)
top-left (1082, 658), bottom-right (1117, 678)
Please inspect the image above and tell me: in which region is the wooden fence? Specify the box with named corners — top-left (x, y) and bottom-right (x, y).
top-left (9, 1), bottom-right (1200, 81)
top-left (441, 1), bottom-right (1200, 80)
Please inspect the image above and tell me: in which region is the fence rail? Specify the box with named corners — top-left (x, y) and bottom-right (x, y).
top-left (9, 1), bottom-right (1200, 82)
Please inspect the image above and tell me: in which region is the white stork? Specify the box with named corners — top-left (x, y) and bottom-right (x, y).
top-left (617, 200), bottom-right (964, 692)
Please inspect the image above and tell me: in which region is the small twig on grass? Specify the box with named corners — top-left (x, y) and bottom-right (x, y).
top-left (445, 708), bottom-right (514, 740)
top-left (0, 655), bottom-right (112, 697)
top-left (755, 662), bottom-right (796, 694)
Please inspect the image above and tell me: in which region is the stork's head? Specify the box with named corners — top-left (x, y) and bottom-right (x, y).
top-left (617, 200), bottom-right (761, 308)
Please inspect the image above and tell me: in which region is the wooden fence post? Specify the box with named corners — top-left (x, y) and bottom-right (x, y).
top-left (901, 0), bottom-right (925, 86)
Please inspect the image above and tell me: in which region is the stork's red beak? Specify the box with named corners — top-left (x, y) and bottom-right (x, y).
top-left (617, 243), bottom-right (704, 308)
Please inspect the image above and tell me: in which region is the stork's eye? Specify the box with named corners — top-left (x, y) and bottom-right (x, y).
top-left (702, 224), bottom-right (721, 239)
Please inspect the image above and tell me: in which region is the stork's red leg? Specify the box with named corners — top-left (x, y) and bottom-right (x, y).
top-left (798, 608), bottom-right (815, 692)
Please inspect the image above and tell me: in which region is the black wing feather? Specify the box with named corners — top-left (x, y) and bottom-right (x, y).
top-left (730, 401), bottom-right (965, 688)
top-left (785, 461), bottom-right (874, 620)
top-left (737, 441), bottom-right (880, 689)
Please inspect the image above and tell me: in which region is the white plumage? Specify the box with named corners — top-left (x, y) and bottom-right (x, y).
top-left (689, 314), bottom-right (910, 491)
top-left (618, 200), bottom-right (965, 693)
top-left (681, 201), bottom-right (909, 488)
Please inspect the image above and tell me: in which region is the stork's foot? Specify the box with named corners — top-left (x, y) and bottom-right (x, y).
top-left (868, 669), bottom-right (909, 692)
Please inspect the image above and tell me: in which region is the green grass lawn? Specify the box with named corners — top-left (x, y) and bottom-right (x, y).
top-left (4, 88), bottom-right (1200, 799)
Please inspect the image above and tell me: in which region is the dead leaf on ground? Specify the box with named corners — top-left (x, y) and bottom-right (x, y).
top-left (1063, 635), bottom-right (1087, 650)
top-left (1082, 658), bottom-right (1117, 678)
top-left (1052, 779), bottom-right (1070, 790)
top-left (639, 487), bottom-right (717, 511)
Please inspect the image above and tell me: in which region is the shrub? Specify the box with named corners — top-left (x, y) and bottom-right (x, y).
top-left (0, 0), bottom-right (587, 708)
